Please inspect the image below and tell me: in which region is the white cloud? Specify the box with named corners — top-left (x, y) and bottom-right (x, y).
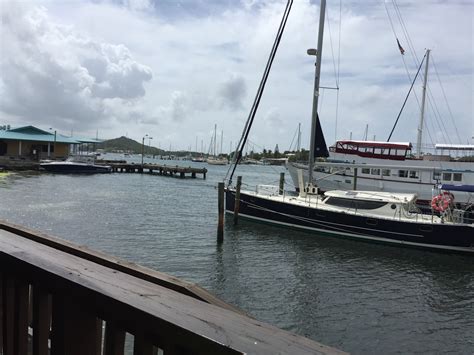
top-left (0, 2), bottom-right (152, 131)
top-left (0, 0), bottom-right (472, 148)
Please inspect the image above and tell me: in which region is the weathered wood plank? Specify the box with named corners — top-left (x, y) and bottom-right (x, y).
top-left (0, 220), bottom-right (243, 315)
top-left (2, 275), bottom-right (14, 355)
top-left (50, 294), bottom-right (100, 355)
top-left (32, 285), bottom-right (51, 355)
top-left (0, 272), bottom-right (3, 352)
top-left (133, 332), bottom-right (154, 355)
top-left (14, 279), bottom-right (29, 355)
top-left (104, 320), bottom-right (125, 355)
top-left (0, 228), bottom-right (346, 355)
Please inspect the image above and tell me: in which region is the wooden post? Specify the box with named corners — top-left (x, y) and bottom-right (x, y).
top-left (279, 172), bottom-right (285, 195)
top-left (33, 285), bottom-right (51, 355)
top-left (217, 182), bottom-right (224, 242)
top-left (233, 176), bottom-right (242, 225)
top-left (353, 168), bottom-right (358, 190)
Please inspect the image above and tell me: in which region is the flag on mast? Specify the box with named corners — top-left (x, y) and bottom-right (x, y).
top-left (396, 38), bottom-right (405, 55)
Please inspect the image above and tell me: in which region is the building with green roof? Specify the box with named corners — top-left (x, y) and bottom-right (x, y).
top-left (0, 125), bottom-right (82, 161)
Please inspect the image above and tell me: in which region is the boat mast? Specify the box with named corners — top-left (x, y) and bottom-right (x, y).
top-left (297, 122), bottom-right (301, 151)
top-left (221, 130), bottom-right (224, 156)
top-left (308, 0), bottom-right (326, 186)
top-left (213, 124), bottom-right (217, 157)
top-left (416, 48), bottom-right (430, 158)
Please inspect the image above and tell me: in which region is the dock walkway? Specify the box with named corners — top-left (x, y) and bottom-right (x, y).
top-left (108, 163), bottom-right (207, 179)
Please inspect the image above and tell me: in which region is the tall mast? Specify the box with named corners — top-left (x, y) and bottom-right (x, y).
top-left (308, 0), bottom-right (326, 186)
top-left (221, 130), bottom-right (224, 156)
top-left (297, 123), bottom-right (301, 151)
top-left (213, 124), bottom-right (217, 157)
top-left (417, 48), bottom-right (430, 158)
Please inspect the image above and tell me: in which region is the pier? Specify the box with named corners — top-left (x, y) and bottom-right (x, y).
top-left (108, 163), bottom-right (207, 179)
top-left (0, 220), bottom-right (344, 354)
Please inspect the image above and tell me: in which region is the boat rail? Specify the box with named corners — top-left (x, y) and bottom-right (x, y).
top-left (0, 220), bottom-right (344, 355)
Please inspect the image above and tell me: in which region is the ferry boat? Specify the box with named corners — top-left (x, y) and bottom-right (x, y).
top-left (287, 140), bottom-right (474, 207)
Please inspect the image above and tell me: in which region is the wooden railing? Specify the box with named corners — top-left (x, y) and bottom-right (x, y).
top-left (0, 221), bottom-right (346, 355)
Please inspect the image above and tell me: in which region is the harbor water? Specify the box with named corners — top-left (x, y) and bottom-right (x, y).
top-left (1, 158), bottom-right (473, 354)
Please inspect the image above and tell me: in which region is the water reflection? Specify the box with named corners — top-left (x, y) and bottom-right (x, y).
top-left (0, 167), bottom-right (473, 354)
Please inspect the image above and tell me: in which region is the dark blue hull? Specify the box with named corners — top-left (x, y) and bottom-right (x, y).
top-left (225, 190), bottom-right (474, 254)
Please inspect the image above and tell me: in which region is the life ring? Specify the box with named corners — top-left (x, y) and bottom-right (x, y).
top-left (431, 193), bottom-right (453, 212)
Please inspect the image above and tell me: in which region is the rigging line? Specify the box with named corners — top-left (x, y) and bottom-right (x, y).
top-left (384, 1), bottom-right (426, 141)
top-left (392, 0), bottom-right (420, 68)
top-left (288, 125), bottom-right (299, 152)
top-left (426, 86), bottom-right (452, 145)
top-left (387, 52), bottom-right (427, 142)
top-left (228, 0), bottom-right (291, 163)
top-left (396, 19), bottom-right (451, 149)
top-left (232, 0), bottom-right (291, 154)
top-left (225, 0), bottom-right (293, 186)
top-left (334, 0), bottom-right (342, 141)
top-left (326, 6), bottom-right (339, 89)
top-left (431, 54), bottom-right (462, 143)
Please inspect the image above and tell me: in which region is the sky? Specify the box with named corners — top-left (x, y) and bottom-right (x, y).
top-left (0, 0), bottom-right (473, 153)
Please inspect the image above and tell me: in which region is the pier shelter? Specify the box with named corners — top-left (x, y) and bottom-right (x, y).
top-left (0, 125), bottom-right (78, 161)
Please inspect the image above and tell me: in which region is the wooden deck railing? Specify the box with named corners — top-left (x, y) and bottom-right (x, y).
top-left (0, 221), bottom-right (346, 355)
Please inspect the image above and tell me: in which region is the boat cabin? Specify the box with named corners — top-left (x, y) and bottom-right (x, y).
top-left (330, 140), bottom-right (412, 161)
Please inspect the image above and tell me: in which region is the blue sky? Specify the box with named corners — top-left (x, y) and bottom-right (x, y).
top-left (1, 0), bottom-right (472, 152)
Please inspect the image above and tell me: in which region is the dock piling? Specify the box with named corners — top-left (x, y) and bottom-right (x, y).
top-left (233, 176), bottom-right (242, 225)
top-left (353, 168), bottom-right (358, 190)
top-left (279, 172), bottom-right (285, 195)
top-left (217, 182), bottom-right (224, 242)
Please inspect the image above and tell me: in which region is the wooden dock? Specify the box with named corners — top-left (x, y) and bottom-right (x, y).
top-left (108, 163), bottom-right (207, 179)
top-left (0, 220), bottom-right (346, 355)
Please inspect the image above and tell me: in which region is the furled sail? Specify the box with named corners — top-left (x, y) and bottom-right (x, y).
top-left (313, 114), bottom-right (329, 158)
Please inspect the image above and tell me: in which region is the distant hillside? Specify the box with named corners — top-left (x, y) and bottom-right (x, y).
top-left (99, 136), bottom-right (164, 155)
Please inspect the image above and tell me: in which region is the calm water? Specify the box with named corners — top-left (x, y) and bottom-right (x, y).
top-left (1, 157), bottom-right (473, 354)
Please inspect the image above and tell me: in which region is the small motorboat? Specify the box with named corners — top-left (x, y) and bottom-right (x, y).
top-left (40, 157), bottom-right (111, 174)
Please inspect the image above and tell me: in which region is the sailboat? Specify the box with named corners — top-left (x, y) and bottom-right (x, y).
top-left (225, 0), bottom-right (474, 254)
top-left (207, 124), bottom-right (228, 165)
top-left (286, 49), bottom-right (474, 208)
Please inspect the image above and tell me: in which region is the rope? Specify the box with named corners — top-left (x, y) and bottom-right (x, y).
top-left (431, 54), bottom-right (462, 143)
top-left (225, 0), bottom-right (293, 186)
top-left (387, 52), bottom-right (427, 141)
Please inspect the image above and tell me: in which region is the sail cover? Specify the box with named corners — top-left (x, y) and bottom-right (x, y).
top-left (440, 184), bottom-right (474, 193)
top-left (313, 114), bottom-right (329, 158)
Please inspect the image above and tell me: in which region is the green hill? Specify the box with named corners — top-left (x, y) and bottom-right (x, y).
top-left (99, 136), bottom-right (164, 155)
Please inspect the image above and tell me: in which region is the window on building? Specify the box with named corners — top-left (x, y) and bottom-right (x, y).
top-left (371, 169), bottom-right (380, 176)
top-left (398, 170), bottom-right (408, 178)
top-left (442, 173), bottom-right (452, 181)
top-left (409, 171), bottom-right (418, 179)
top-left (453, 173), bottom-right (462, 182)
top-left (382, 169), bottom-right (391, 176)
top-left (361, 168), bottom-right (370, 174)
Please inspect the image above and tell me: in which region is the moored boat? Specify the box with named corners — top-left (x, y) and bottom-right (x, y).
top-left (225, 187), bottom-right (474, 253)
top-left (224, 0), bottom-right (474, 255)
top-left (40, 158), bottom-right (111, 174)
